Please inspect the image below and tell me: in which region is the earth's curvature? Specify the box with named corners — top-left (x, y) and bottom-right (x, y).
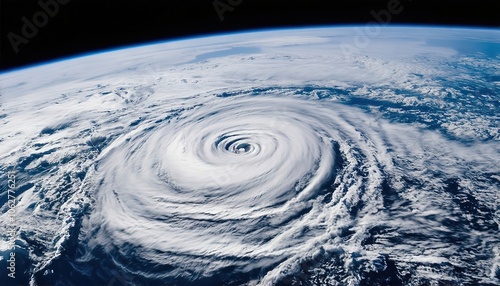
top-left (0, 26), bottom-right (499, 286)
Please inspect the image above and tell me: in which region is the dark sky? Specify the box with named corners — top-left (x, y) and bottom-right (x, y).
top-left (1, 0), bottom-right (499, 72)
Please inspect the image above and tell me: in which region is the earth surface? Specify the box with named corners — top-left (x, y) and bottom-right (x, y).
top-left (0, 26), bottom-right (499, 286)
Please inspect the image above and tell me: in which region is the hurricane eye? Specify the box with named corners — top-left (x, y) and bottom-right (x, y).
top-left (234, 143), bottom-right (251, 153)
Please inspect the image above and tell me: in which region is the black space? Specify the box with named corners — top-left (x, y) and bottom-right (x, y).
top-left (0, 0), bottom-right (499, 72)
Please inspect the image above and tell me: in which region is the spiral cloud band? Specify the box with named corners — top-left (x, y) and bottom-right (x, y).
top-left (83, 93), bottom-right (496, 285)
top-left (90, 97), bottom-right (359, 278)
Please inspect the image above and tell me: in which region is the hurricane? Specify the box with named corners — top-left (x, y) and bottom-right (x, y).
top-left (0, 26), bottom-right (499, 286)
